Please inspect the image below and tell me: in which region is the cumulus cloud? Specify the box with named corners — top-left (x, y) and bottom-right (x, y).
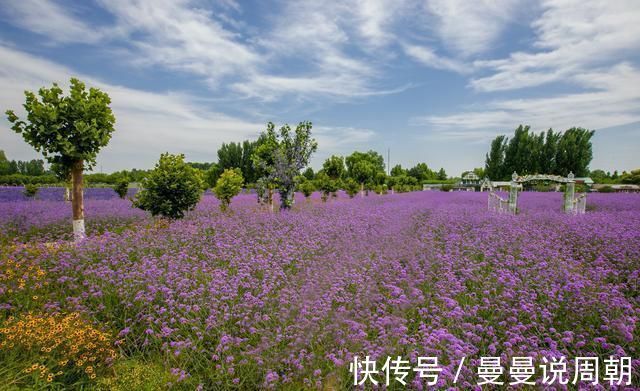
top-left (470, 0), bottom-right (640, 91)
top-left (415, 63), bottom-right (640, 139)
top-left (0, 44), bottom-right (376, 170)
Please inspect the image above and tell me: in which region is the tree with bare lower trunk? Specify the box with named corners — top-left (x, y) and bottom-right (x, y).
top-left (6, 78), bottom-right (116, 241)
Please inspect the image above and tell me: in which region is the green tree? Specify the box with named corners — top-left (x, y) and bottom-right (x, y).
top-left (345, 151), bottom-right (385, 196)
top-left (0, 150), bottom-right (10, 175)
top-left (213, 168), bottom-right (244, 211)
top-left (315, 172), bottom-right (338, 201)
top-left (6, 78), bottom-right (116, 240)
top-left (408, 163), bottom-right (436, 182)
top-left (437, 167), bottom-right (447, 180)
top-left (619, 169), bottom-right (640, 185)
top-left (343, 177), bottom-right (360, 198)
top-left (204, 163), bottom-right (221, 188)
top-left (503, 125), bottom-right (534, 176)
top-left (214, 139), bottom-right (261, 184)
top-left (253, 122), bottom-right (317, 210)
top-left (540, 129), bottom-right (560, 174)
top-left (114, 179), bottom-right (129, 199)
top-left (390, 164), bottom-right (406, 177)
top-left (23, 184), bottom-right (39, 198)
top-left (555, 127), bottom-right (595, 176)
top-left (473, 167), bottom-right (485, 178)
top-left (297, 178), bottom-right (315, 199)
top-left (589, 169), bottom-right (610, 184)
top-left (302, 167), bottom-right (315, 181)
top-left (322, 155), bottom-right (345, 180)
top-left (484, 135), bottom-right (508, 180)
top-left (134, 153), bottom-right (203, 219)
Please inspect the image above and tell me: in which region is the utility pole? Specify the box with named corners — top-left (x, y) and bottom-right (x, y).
top-left (387, 148), bottom-right (390, 176)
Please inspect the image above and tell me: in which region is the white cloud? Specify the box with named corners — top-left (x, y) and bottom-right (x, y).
top-left (402, 44), bottom-right (470, 74)
top-left (412, 0), bottom-right (640, 142)
top-left (471, 0), bottom-right (640, 91)
top-left (0, 44), bottom-right (261, 170)
top-left (95, 0), bottom-right (260, 86)
top-left (414, 63), bottom-right (640, 139)
top-left (2, 0), bottom-right (105, 44)
top-left (0, 45), bottom-right (376, 170)
top-left (423, 0), bottom-right (525, 57)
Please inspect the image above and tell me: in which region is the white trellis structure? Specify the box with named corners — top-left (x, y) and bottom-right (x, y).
top-left (487, 172), bottom-right (586, 215)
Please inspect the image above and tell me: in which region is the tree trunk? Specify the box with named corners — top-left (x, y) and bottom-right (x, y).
top-left (64, 186), bottom-right (71, 202)
top-left (360, 183), bottom-right (364, 198)
top-left (71, 160), bottom-right (85, 241)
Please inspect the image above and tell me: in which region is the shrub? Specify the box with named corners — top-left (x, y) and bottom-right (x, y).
top-left (441, 184), bottom-right (453, 192)
top-left (134, 153), bottom-right (203, 219)
top-left (23, 184), bottom-right (39, 198)
top-left (114, 179), bottom-right (129, 199)
top-left (213, 168), bottom-right (244, 211)
top-left (298, 179), bottom-right (315, 199)
top-left (344, 178), bottom-right (359, 198)
top-left (315, 173), bottom-right (338, 202)
top-left (598, 185), bottom-right (614, 193)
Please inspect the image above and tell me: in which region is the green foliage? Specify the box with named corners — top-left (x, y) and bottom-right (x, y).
top-left (620, 169), bottom-right (640, 185)
top-left (302, 167), bottom-right (315, 181)
top-left (252, 121), bottom-right (318, 209)
top-left (134, 153), bottom-right (203, 219)
top-left (598, 185), bottom-right (614, 193)
top-left (322, 155), bottom-right (345, 180)
top-left (23, 184), bottom-right (39, 198)
top-left (373, 184), bottom-right (388, 195)
top-left (297, 179), bottom-right (315, 198)
top-left (485, 134), bottom-right (508, 180)
top-left (485, 125), bottom-right (594, 179)
top-left (6, 78), bottom-right (116, 172)
top-left (315, 172), bottom-right (338, 201)
top-left (345, 151), bottom-right (385, 185)
top-left (437, 167), bottom-right (447, 180)
top-left (187, 161), bottom-right (214, 171)
top-left (0, 174), bottom-right (59, 186)
top-left (388, 175), bottom-right (418, 192)
top-left (0, 154), bottom-right (45, 176)
top-left (114, 179), bottom-right (129, 199)
top-left (204, 163), bottom-right (221, 188)
top-left (407, 162), bottom-right (436, 182)
top-left (97, 359), bottom-right (176, 391)
top-left (213, 168), bottom-right (244, 211)
top-left (343, 177), bottom-right (360, 198)
top-left (214, 140), bottom-right (261, 184)
top-left (390, 164), bottom-right (406, 177)
top-left (441, 184), bottom-right (453, 192)
top-left (555, 127), bottom-right (595, 177)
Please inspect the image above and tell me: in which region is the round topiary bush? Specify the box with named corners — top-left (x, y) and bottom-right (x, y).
top-left (133, 153), bottom-right (203, 219)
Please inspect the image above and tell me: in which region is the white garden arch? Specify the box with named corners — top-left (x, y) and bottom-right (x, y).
top-left (487, 172), bottom-right (586, 214)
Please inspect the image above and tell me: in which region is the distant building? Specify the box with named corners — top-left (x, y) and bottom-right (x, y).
top-left (592, 184), bottom-right (640, 192)
top-left (422, 184), bottom-right (443, 191)
top-left (574, 177), bottom-right (594, 186)
top-left (455, 171), bottom-right (481, 191)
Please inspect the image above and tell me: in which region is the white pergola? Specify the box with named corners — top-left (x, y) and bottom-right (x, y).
top-left (487, 172), bottom-right (587, 215)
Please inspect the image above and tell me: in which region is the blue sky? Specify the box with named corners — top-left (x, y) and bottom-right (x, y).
top-left (0, 0), bottom-right (639, 175)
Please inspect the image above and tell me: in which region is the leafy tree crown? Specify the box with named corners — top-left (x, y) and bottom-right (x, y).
top-left (134, 153), bottom-right (203, 219)
top-left (6, 78), bottom-right (116, 170)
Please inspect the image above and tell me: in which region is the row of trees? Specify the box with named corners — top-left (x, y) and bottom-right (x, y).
top-left (0, 151), bottom-right (46, 176)
top-left (589, 169), bottom-right (640, 185)
top-left (485, 125), bottom-right (595, 180)
top-left (6, 78), bottom-right (323, 237)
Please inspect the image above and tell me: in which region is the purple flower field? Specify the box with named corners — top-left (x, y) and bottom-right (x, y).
top-left (1, 191), bottom-right (639, 389)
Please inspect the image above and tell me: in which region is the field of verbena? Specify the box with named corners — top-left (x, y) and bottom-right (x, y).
top-left (1, 189), bottom-right (639, 389)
